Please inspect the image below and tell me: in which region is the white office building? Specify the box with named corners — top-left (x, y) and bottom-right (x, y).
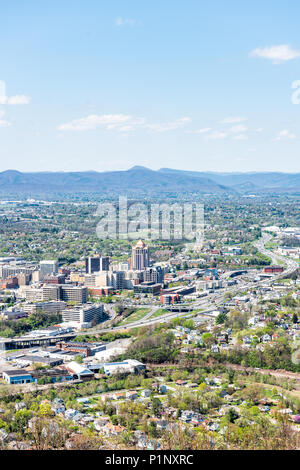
top-left (40, 260), bottom-right (58, 277)
top-left (62, 303), bottom-right (104, 326)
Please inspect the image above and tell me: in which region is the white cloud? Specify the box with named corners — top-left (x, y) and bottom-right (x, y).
top-left (117, 125), bottom-right (136, 132)
top-left (0, 120), bottom-right (11, 127)
top-left (256, 128), bottom-right (263, 133)
top-left (194, 127), bottom-right (211, 134)
top-left (6, 95), bottom-right (31, 105)
top-left (207, 131), bottom-right (228, 140)
top-left (115, 17), bottom-right (137, 27)
top-left (229, 124), bottom-right (248, 133)
top-left (145, 117), bottom-right (191, 133)
top-left (0, 81), bottom-right (31, 105)
top-left (233, 134), bottom-right (248, 140)
top-left (275, 129), bottom-right (296, 140)
top-left (58, 114), bottom-right (191, 133)
top-left (178, 117), bottom-right (191, 122)
top-left (250, 45), bottom-right (300, 64)
top-left (58, 114), bottom-right (135, 131)
top-left (220, 116), bottom-right (247, 124)
top-left (0, 109), bottom-right (11, 127)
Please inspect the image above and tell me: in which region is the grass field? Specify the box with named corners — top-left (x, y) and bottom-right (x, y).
top-left (117, 308), bottom-right (151, 326)
top-left (265, 241), bottom-right (278, 250)
top-left (150, 308), bottom-right (170, 318)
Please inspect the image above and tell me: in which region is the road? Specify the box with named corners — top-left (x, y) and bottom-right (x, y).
top-left (93, 232), bottom-right (298, 332)
top-left (4, 233), bottom-right (299, 343)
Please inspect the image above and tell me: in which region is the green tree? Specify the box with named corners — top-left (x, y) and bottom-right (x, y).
top-left (74, 355), bottom-right (83, 364)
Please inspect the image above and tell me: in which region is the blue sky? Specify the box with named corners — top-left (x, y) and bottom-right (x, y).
top-left (0, 0), bottom-right (300, 172)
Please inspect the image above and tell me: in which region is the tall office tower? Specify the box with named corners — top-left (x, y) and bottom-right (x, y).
top-left (132, 240), bottom-right (149, 270)
top-left (85, 256), bottom-right (110, 274)
top-left (40, 260), bottom-right (58, 277)
top-left (143, 266), bottom-right (164, 284)
top-left (109, 271), bottom-right (124, 290)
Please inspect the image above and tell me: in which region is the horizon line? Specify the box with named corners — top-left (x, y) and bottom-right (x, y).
top-left (0, 167), bottom-right (299, 175)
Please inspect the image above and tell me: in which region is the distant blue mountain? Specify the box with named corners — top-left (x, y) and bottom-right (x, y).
top-left (158, 168), bottom-right (300, 193)
top-left (0, 167), bottom-right (298, 197)
top-left (0, 167), bottom-right (232, 196)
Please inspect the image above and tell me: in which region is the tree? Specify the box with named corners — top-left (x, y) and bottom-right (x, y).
top-left (111, 415), bottom-right (119, 425)
top-left (227, 408), bottom-right (239, 423)
top-left (243, 384), bottom-right (262, 404)
top-left (183, 319), bottom-right (194, 330)
top-left (39, 403), bottom-right (54, 418)
top-left (216, 313), bottom-right (227, 324)
top-left (148, 420), bottom-right (159, 438)
top-left (10, 410), bottom-right (33, 435)
top-left (151, 398), bottom-right (163, 417)
top-left (74, 355), bottom-right (83, 364)
top-left (202, 332), bottom-right (214, 348)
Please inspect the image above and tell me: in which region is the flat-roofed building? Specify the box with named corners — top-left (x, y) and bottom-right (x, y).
top-left (102, 359), bottom-right (145, 376)
top-left (1, 307), bottom-right (28, 320)
top-left (0, 265), bottom-right (34, 280)
top-left (43, 274), bottom-right (66, 284)
top-left (133, 282), bottom-right (162, 295)
top-left (57, 341), bottom-right (94, 357)
top-left (42, 285), bottom-right (88, 303)
top-left (61, 285), bottom-right (88, 303)
top-left (17, 273), bottom-right (32, 286)
top-left (70, 272), bottom-right (85, 284)
top-left (2, 369), bottom-right (35, 385)
top-left (22, 300), bottom-right (66, 314)
top-left (16, 355), bottom-right (63, 367)
top-left (85, 256), bottom-right (110, 274)
top-left (42, 285), bottom-right (61, 301)
top-left (23, 287), bottom-right (43, 302)
top-left (84, 271), bottom-right (124, 290)
top-left (62, 303), bottom-right (104, 325)
top-left (40, 260), bottom-right (58, 277)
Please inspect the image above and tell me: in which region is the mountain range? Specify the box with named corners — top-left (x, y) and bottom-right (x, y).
top-left (0, 167), bottom-right (298, 198)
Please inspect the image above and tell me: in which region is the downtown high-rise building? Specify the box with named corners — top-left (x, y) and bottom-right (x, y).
top-left (132, 240), bottom-right (149, 270)
top-left (42, 285), bottom-right (88, 303)
top-left (85, 256), bottom-right (110, 274)
top-left (39, 260), bottom-right (58, 277)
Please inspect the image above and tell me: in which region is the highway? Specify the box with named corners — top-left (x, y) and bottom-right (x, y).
top-left (2, 233), bottom-right (298, 344)
top-left (92, 232), bottom-right (298, 332)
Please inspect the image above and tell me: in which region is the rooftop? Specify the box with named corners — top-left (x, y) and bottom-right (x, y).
top-left (3, 369), bottom-right (34, 377)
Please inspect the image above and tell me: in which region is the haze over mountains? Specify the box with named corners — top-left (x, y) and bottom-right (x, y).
top-left (158, 168), bottom-right (300, 193)
top-left (0, 167), bottom-right (298, 198)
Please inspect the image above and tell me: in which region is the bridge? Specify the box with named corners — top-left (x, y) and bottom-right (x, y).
top-left (163, 304), bottom-right (192, 312)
